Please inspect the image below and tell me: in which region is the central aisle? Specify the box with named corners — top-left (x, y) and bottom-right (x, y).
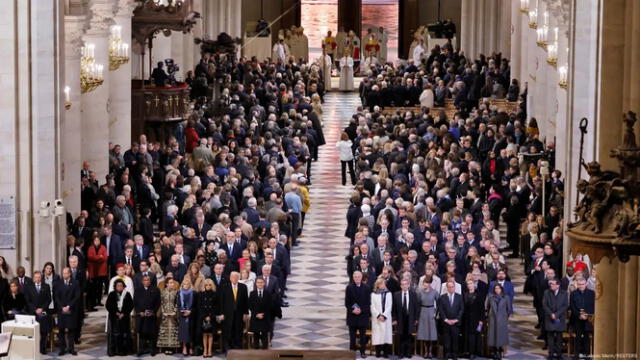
top-left (271, 92), bottom-right (359, 349)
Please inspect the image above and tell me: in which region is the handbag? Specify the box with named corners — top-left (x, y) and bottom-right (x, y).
top-left (202, 318), bottom-right (213, 331)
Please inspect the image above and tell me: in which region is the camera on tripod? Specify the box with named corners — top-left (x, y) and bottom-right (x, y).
top-left (165, 58), bottom-right (180, 84)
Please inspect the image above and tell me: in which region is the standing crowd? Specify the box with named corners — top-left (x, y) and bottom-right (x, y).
top-left (341, 45), bottom-right (595, 360)
top-left (0, 50), bottom-right (331, 357)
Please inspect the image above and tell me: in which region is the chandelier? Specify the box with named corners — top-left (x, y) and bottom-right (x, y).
top-left (109, 25), bottom-right (130, 71)
top-left (80, 44), bottom-right (104, 94)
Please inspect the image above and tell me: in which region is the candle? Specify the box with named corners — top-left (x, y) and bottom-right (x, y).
top-left (64, 86), bottom-right (70, 102)
top-left (543, 11), bottom-right (549, 26)
top-left (88, 43), bottom-right (95, 58)
top-left (559, 65), bottom-right (567, 82)
top-left (554, 27), bottom-right (558, 42)
top-left (123, 43), bottom-right (129, 57)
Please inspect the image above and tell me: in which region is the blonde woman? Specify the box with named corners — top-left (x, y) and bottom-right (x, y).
top-left (371, 276), bottom-right (392, 358)
top-left (178, 278), bottom-right (195, 355)
top-left (199, 279), bottom-right (217, 357)
top-left (311, 93), bottom-right (323, 124)
top-left (187, 263), bottom-right (205, 292)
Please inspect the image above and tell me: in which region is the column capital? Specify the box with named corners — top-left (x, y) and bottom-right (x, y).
top-left (115, 0), bottom-right (140, 18)
top-left (86, 0), bottom-right (118, 37)
top-left (65, 15), bottom-right (90, 58)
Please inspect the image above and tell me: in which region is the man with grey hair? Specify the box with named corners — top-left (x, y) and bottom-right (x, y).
top-left (242, 197), bottom-right (260, 226)
top-left (112, 195), bottom-right (133, 228)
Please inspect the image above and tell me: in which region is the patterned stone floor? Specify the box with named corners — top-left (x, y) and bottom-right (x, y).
top-left (42, 91), bottom-right (547, 359)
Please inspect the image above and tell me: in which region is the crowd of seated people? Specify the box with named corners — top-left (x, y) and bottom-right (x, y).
top-left (0, 52), bottom-right (328, 357)
top-left (342, 46), bottom-right (595, 360)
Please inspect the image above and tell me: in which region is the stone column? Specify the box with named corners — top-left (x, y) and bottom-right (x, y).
top-left (594, 258), bottom-right (619, 355)
top-left (108, 0), bottom-right (137, 151)
top-left (485, 0), bottom-right (497, 54)
top-left (460, 0), bottom-right (473, 56)
top-left (63, 15), bottom-right (88, 218)
top-left (510, 0), bottom-right (522, 82)
top-left (81, 0), bottom-right (116, 183)
top-left (498, 0), bottom-right (511, 56)
top-left (205, 0), bottom-right (243, 39)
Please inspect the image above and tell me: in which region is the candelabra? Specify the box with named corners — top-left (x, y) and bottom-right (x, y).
top-left (109, 25), bottom-right (130, 71)
top-left (80, 44), bottom-right (104, 94)
top-left (558, 65), bottom-right (568, 89)
top-left (536, 27), bottom-right (548, 48)
top-left (528, 0), bottom-right (538, 28)
top-left (520, 0), bottom-right (529, 13)
top-left (64, 86), bottom-right (71, 110)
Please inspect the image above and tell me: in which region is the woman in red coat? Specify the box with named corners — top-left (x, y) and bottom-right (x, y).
top-left (185, 121), bottom-right (200, 154)
top-left (87, 234), bottom-right (108, 311)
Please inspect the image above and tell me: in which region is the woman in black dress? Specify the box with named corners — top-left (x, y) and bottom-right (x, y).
top-left (3, 280), bottom-right (26, 320)
top-left (462, 278), bottom-right (485, 359)
top-left (199, 279), bottom-right (217, 358)
top-left (105, 279), bottom-right (134, 356)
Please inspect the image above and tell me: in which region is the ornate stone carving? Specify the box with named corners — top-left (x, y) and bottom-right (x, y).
top-left (65, 15), bottom-right (90, 58)
top-left (115, 0), bottom-right (140, 18)
top-left (86, 0), bottom-right (117, 36)
top-left (568, 111), bottom-right (640, 264)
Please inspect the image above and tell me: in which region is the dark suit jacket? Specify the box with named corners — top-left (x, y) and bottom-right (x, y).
top-left (137, 217), bottom-right (155, 245)
top-left (24, 282), bottom-right (52, 332)
top-left (133, 271), bottom-right (158, 289)
top-left (438, 292), bottom-right (464, 323)
top-left (54, 279), bottom-right (81, 329)
top-left (134, 244), bottom-right (151, 261)
top-left (13, 276), bottom-right (33, 292)
top-left (212, 273), bottom-right (230, 290)
top-left (272, 244), bottom-right (291, 275)
top-left (542, 288), bottom-right (569, 332)
top-left (393, 290), bottom-right (420, 334)
top-left (217, 283), bottom-right (249, 335)
top-left (248, 289), bottom-right (272, 332)
top-left (221, 242), bottom-right (243, 262)
top-left (104, 234), bottom-right (124, 266)
top-left (69, 267), bottom-right (86, 291)
top-left (345, 283), bottom-right (371, 328)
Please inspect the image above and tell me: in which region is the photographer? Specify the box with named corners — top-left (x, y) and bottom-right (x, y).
top-left (151, 61), bottom-right (169, 87)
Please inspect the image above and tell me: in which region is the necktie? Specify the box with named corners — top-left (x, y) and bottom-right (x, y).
top-left (66, 281), bottom-right (70, 286)
top-left (450, 294), bottom-right (454, 305)
top-left (36, 284), bottom-right (40, 293)
top-left (20, 278), bottom-right (23, 285)
top-left (265, 277), bottom-right (269, 288)
top-left (232, 285), bottom-right (238, 301)
top-left (259, 290), bottom-right (262, 298)
top-left (273, 249), bottom-right (276, 260)
top-left (127, 258), bottom-right (131, 265)
top-left (72, 269), bottom-right (76, 279)
top-left (403, 292), bottom-right (408, 312)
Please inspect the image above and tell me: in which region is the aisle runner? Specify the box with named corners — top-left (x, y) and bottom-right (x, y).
top-left (271, 92), bottom-right (358, 349)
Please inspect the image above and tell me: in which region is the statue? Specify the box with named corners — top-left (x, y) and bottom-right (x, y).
top-left (573, 161), bottom-right (637, 236)
top-left (622, 111), bottom-right (637, 149)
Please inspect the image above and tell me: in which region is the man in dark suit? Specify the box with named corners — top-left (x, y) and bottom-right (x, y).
top-left (137, 208), bottom-right (155, 245)
top-left (489, 269), bottom-right (515, 303)
top-left (243, 200), bottom-right (261, 226)
top-left (13, 266), bottom-right (33, 291)
top-left (438, 281), bottom-right (464, 360)
top-left (248, 277), bottom-right (272, 349)
top-left (218, 271), bottom-right (249, 351)
top-left (344, 271), bottom-right (371, 357)
top-left (68, 255), bottom-right (86, 342)
top-left (54, 267), bottom-right (81, 356)
top-left (569, 278), bottom-right (595, 358)
top-left (212, 263), bottom-right (229, 288)
top-left (133, 235), bottom-right (150, 263)
top-left (24, 271), bottom-right (52, 354)
top-left (221, 232), bottom-right (243, 262)
top-left (121, 247), bottom-right (140, 273)
top-left (134, 275), bottom-right (161, 356)
top-left (259, 264), bottom-right (282, 337)
top-left (103, 226), bottom-right (124, 278)
top-left (268, 237), bottom-right (290, 293)
top-left (393, 278), bottom-right (420, 359)
top-left (133, 260), bottom-right (158, 289)
top-left (543, 278), bottom-right (569, 360)
top-left (165, 254), bottom-right (188, 283)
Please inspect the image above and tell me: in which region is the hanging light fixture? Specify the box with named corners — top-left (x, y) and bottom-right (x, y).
top-left (546, 27), bottom-right (558, 66)
top-left (109, 25), bottom-right (130, 71)
top-left (80, 43), bottom-right (104, 94)
top-left (558, 65), bottom-right (568, 89)
top-left (528, 0), bottom-right (538, 28)
top-left (520, 0), bottom-right (529, 13)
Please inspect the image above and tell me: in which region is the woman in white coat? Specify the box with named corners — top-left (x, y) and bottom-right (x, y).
top-left (370, 277), bottom-right (393, 358)
top-left (419, 83), bottom-right (435, 109)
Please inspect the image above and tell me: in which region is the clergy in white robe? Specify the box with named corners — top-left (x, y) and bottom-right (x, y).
top-left (339, 54), bottom-right (354, 91)
top-left (363, 54), bottom-right (378, 72)
top-left (272, 38), bottom-right (290, 64)
top-left (321, 50), bottom-right (332, 92)
top-left (412, 40), bottom-right (425, 66)
top-left (378, 27), bottom-right (389, 63)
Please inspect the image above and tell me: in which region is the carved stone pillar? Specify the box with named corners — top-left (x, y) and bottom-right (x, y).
top-left (510, 0), bottom-right (522, 82)
top-left (63, 15), bottom-right (89, 218)
top-left (81, 0), bottom-right (116, 182)
top-left (108, 0), bottom-right (138, 151)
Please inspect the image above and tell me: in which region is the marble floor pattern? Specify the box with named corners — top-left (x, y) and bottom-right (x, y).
top-left (42, 91), bottom-right (548, 359)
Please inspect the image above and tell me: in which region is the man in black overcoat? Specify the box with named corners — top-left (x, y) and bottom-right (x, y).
top-left (134, 275), bottom-right (161, 356)
top-left (570, 278), bottom-right (595, 359)
top-left (393, 278), bottom-right (420, 358)
top-left (24, 271), bottom-right (52, 354)
top-left (438, 280), bottom-right (464, 360)
top-left (543, 278), bottom-right (569, 360)
top-left (218, 271), bottom-right (249, 351)
top-left (54, 267), bottom-right (81, 356)
top-left (344, 271), bottom-right (371, 357)
top-left (248, 277), bottom-right (272, 349)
